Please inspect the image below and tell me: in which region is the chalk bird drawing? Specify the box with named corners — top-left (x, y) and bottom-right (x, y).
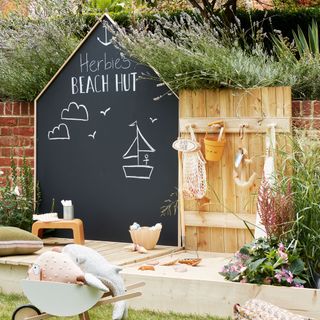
top-left (122, 121), bottom-right (155, 180)
top-left (88, 131), bottom-right (97, 139)
top-left (149, 117), bottom-right (158, 123)
top-left (48, 123), bottom-right (70, 140)
top-left (100, 107), bottom-right (111, 116)
top-left (97, 24), bottom-right (112, 46)
top-left (61, 102), bottom-right (89, 121)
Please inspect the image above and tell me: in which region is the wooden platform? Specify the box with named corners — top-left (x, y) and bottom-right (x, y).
top-left (0, 237), bottom-right (180, 294)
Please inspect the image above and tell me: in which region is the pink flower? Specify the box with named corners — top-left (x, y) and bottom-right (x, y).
top-left (274, 271), bottom-right (282, 282)
top-left (278, 243), bottom-right (285, 252)
top-left (285, 270), bottom-right (294, 284)
top-left (278, 250), bottom-right (288, 262)
top-left (240, 266), bottom-right (247, 273)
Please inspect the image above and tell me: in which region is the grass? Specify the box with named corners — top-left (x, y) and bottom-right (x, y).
top-left (0, 292), bottom-right (230, 320)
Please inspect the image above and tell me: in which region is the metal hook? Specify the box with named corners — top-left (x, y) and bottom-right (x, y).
top-left (239, 125), bottom-right (245, 140)
top-left (238, 124), bottom-right (248, 140)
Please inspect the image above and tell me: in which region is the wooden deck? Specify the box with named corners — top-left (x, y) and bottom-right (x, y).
top-left (0, 237), bottom-right (180, 267)
top-left (0, 237), bottom-right (180, 294)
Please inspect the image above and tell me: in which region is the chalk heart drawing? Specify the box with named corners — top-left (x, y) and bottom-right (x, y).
top-left (122, 121), bottom-right (155, 180)
top-left (97, 23), bottom-right (112, 46)
top-left (100, 107), bottom-right (111, 116)
top-left (48, 123), bottom-right (70, 140)
top-left (61, 102), bottom-right (89, 121)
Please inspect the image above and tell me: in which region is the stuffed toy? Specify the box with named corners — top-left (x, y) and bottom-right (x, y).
top-left (27, 251), bottom-right (108, 292)
top-left (61, 244), bottom-right (127, 320)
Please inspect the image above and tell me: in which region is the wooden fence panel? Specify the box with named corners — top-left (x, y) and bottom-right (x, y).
top-left (179, 87), bottom-right (292, 252)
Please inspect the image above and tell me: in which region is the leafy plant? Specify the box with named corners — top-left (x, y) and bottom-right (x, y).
top-left (220, 237), bottom-right (309, 287)
top-left (272, 19), bottom-right (320, 99)
top-left (281, 132), bottom-right (320, 284)
top-left (0, 0), bottom-right (87, 101)
top-left (0, 155), bottom-right (36, 231)
top-left (85, 0), bottom-right (129, 13)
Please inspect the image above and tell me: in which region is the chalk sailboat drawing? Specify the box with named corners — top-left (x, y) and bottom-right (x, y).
top-left (122, 121), bottom-right (155, 180)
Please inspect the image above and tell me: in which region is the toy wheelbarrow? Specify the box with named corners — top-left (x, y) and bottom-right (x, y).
top-left (12, 280), bottom-right (145, 320)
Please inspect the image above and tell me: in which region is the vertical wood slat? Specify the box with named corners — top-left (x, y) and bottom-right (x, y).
top-left (206, 90), bottom-right (224, 252)
top-left (180, 90), bottom-right (196, 250)
top-left (180, 87), bottom-right (291, 253)
top-left (192, 90), bottom-right (207, 251)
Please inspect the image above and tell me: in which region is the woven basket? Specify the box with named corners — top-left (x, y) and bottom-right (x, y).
top-left (129, 227), bottom-right (161, 250)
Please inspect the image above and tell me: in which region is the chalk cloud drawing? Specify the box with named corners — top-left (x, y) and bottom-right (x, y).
top-left (61, 102), bottom-right (89, 121)
top-left (122, 121), bottom-right (155, 180)
top-left (88, 131), bottom-right (96, 139)
top-left (149, 117), bottom-right (158, 123)
top-left (97, 23), bottom-right (112, 46)
top-left (48, 123), bottom-right (70, 140)
top-left (100, 107), bottom-right (111, 116)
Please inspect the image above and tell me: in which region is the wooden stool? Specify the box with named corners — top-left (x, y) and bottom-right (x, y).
top-left (32, 219), bottom-right (85, 245)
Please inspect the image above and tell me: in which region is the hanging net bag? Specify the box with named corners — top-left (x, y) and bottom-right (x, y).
top-left (182, 126), bottom-right (207, 200)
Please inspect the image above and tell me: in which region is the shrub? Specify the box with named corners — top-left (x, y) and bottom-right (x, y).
top-left (114, 13), bottom-right (320, 99)
top-left (0, 156), bottom-right (36, 231)
top-left (114, 14), bottom-right (293, 91)
top-left (0, 0), bottom-right (87, 101)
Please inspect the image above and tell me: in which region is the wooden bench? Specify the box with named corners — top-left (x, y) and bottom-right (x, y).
top-left (32, 219), bottom-right (85, 245)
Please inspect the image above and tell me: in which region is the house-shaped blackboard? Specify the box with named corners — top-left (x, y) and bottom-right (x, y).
top-left (35, 14), bottom-right (178, 245)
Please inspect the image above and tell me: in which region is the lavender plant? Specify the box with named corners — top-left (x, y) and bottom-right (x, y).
top-left (0, 0), bottom-right (87, 101)
top-left (114, 13), bottom-right (295, 92)
top-left (114, 13), bottom-right (320, 99)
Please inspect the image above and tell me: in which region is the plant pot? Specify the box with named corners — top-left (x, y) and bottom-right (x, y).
top-left (129, 227), bottom-right (161, 250)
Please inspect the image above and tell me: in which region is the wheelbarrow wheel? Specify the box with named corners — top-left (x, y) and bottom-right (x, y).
top-left (12, 304), bottom-right (41, 320)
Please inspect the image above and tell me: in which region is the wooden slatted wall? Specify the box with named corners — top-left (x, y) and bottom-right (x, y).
top-left (179, 87), bottom-right (292, 252)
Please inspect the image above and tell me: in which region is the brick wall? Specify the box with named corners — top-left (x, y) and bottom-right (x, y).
top-left (0, 101), bottom-right (34, 186)
top-left (0, 99), bottom-right (318, 187)
top-left (292, 100), bottom-right (320, 130)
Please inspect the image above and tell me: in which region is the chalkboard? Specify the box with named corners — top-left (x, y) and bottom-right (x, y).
top-left (36, 15), bottom-right (178, 245)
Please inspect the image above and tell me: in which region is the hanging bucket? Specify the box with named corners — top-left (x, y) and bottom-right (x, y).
top-left (204, 121), bottom-right (226, 162)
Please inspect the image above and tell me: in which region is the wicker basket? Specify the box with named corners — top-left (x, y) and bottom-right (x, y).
top-left (129, 227), bottom-right (161, 250)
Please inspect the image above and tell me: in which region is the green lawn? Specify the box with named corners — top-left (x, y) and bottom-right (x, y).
top-left (0, 293), bottom-right (230, 320)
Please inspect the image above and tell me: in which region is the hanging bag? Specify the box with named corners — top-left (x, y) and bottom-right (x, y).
top-left (182, 126), bottom-right (207, 200)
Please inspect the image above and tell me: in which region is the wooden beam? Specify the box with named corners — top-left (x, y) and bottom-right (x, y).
top-left (184, 211), bottom-right (256, 230)
top-left (180, 117), bottom-right (291, 133)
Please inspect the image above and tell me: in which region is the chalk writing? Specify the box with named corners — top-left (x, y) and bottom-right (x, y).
top-left (115, 73), bottom-right (137, 92)
top-left (71, 75), bottom-right (109, 95)
top-left (79, 53), bottom-right (131, 73)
